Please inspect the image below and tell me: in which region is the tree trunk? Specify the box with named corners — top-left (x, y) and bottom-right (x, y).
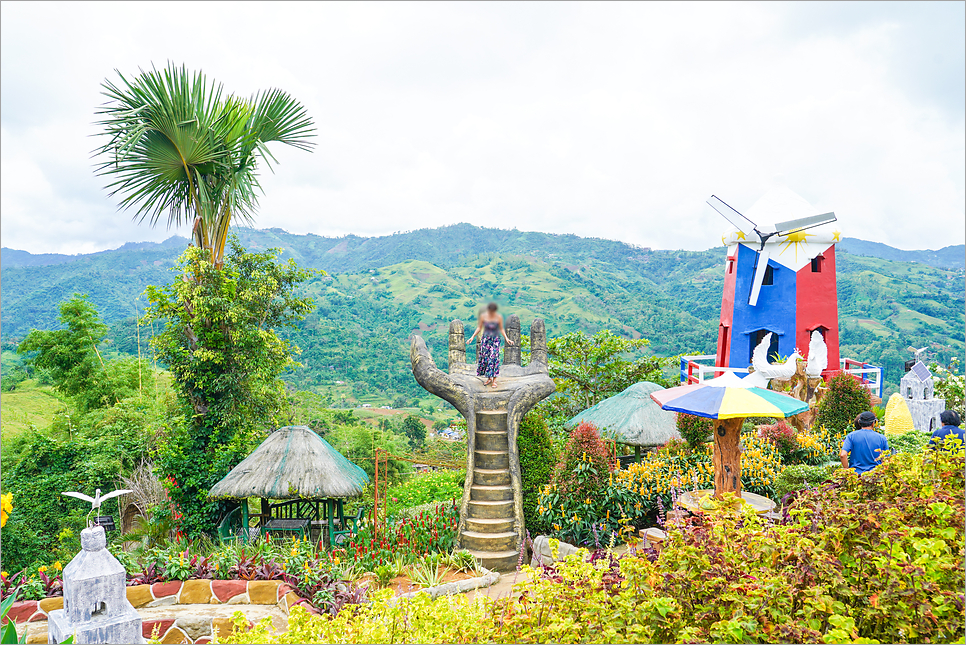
top-left (713, 417), bottom-right (744, 498)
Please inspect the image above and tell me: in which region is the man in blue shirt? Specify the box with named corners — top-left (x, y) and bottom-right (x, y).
top-left (930, 410), bottom-right (964, 449)
top-left (840, 411), bottom-right (890, 474)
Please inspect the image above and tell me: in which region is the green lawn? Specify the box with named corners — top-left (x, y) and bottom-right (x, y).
top-left (1, 381), bottom-right (68, 444)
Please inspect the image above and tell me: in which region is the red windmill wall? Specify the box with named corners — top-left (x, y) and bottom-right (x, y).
top-left (795, 245), bottom-right (840, 370)
top-left (715, 253), bottom-right (738, 367)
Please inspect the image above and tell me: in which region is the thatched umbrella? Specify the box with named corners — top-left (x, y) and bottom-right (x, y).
top-left (209, 425), bottom-right (369, 544)
top-left (567, 381), bottom-right (680, 461)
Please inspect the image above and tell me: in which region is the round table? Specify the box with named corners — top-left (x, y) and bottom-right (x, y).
top-left (676, 489), bottom-right (776, 515)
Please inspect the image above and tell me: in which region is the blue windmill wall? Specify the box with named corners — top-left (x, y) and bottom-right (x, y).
top-left (727, 243), bottom-right (798, 368)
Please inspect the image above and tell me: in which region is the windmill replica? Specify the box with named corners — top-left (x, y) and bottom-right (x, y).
top-left (708, 188), bottom-right (840, 374)
top-left (682, 188), bottom-right (882, 409)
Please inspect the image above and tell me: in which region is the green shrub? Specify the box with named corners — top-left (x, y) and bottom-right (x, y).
top-left (814, 374), bottom-right (872, 435)
top-left (888, 429), bottom-right (931, 454)
top-left (772, 463), bottom-right (836, 500)
top-left (676, 413), bottom-right (712, 449)
top-left (518, 412), bottom-right (556, 536)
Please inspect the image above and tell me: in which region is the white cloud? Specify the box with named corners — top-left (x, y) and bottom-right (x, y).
top-left (1, 1), bottom-right (963, 255)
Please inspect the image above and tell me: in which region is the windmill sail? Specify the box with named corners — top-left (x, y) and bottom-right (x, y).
top-left (707, 195), bottom-right (758, 233)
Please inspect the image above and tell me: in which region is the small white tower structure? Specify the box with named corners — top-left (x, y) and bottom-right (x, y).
top-left (900, 361), bottom-right (945, 433)
top-left (47, 525), bottom-right (144, 644)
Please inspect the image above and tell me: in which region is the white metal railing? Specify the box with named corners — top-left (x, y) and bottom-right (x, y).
top-left (681, 354), bottom-right (884, 398)
top-left (840, 359), bottom-right (884, 398)
top-left (680, 355), bottom-right (749, 385)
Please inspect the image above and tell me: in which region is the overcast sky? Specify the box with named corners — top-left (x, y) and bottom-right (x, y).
top-left (2, 1), bottom-right (963, 255)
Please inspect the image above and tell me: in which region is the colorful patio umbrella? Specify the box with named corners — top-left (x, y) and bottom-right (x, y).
top-left (649, 372), bottom-right (809, 499)
top-left (649, 371), bottom-right (808, 420)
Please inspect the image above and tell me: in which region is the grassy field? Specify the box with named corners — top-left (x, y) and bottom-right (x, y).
top-left (1, 380), bottom-right (68, 444)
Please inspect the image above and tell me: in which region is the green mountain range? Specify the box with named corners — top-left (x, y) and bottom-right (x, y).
top-left (2, 225), bottom-right (963, 400)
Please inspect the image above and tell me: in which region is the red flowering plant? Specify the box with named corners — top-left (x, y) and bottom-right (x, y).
top-left (758, 420), bottom-right (798, 456)
top-left (348, 501), bottom-right (458, 572)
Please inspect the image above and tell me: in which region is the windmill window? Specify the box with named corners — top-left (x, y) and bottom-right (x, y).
top-left (750, 329), bottom-right (780, 364)
top-left (726, 258), bottom-right (735, 274)
top-left (809, 326), bottom-right (828, 341)
top-left (762, 265), bottom-right (774, 286)
top-left (811, 255), bottom-right (824, 273)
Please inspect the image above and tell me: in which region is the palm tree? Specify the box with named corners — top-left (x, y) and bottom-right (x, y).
top-left (94, 63), bottom-right (314, 267)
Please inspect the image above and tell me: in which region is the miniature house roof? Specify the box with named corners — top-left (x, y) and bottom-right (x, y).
top-left (208, 426), bottom-right (370, 500)
top-left (566, 381), bottom-right (680, 447)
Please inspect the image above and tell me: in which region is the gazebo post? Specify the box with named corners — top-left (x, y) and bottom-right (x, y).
top-left (326, 499), bottom-right (335, 547)
top-left (241, 499), bottom-right (249, 543)
top-left (260, 498), bottom-right (270, 527)
top-left (635, 445), bottom-right (641, 463)
top-left (713, 417), bottom-right (744, 498)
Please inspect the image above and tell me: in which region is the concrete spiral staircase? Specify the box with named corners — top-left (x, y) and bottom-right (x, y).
top-left (410, 315), bottom-right (555, 571)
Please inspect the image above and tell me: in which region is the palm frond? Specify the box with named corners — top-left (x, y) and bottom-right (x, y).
top-left (93, 62), bottom-right (315, 265)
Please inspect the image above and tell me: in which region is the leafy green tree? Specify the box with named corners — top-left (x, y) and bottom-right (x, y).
top-left (402, 414), bottom-right (426, 449)
top-left (143, 239), bottom-right (314, 537)
top-left (94, 63), bottom-right (315, 268)
top-left (533, 330), bottom-right (674, 435)
top-left (17, 296), bottom-right (140, 411)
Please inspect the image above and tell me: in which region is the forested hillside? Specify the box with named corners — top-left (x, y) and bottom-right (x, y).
top-left (2, 225), bottom-right (963, 401)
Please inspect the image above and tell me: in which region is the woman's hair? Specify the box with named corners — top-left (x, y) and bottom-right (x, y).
top-left (486, 302), bottom-right (498, 312)
top-left (940, 410), bottom-right (962, 427)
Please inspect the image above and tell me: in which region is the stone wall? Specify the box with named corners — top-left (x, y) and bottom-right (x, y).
top-left (3, 579), bottom-right (318, 644)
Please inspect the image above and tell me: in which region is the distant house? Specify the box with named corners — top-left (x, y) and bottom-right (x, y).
top-left (361, 403), bottom-right (372, 408)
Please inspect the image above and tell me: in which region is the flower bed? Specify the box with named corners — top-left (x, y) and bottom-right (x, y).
top-left (216, 446), bottom-right (966, 644)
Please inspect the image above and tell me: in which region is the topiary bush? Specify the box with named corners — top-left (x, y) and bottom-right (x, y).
top-left (518, 412), bottom-right (556, 537)
top-left (814, 374), bottom-right (872, 434)
top-left (676, 413), bottom-right (713, 449)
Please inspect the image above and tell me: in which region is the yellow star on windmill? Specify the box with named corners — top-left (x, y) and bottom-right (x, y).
top-left (778, 228), bottom-right (815, 262)
top-left (832, 230), bottom-right (841, 242)
top-left (736, 230), bottom-right (747, 241)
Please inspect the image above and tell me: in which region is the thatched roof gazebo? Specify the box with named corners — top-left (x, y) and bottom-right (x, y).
top-left (209, 425), bottom-right (369, 545)
top-left (566, 382), bottom-right (680, 462)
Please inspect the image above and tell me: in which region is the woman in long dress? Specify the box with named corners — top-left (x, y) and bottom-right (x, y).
top-left (467, 302), bottom-right (514, 387)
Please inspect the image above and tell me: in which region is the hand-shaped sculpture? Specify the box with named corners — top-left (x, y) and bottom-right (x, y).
top-left (411, 315), bottom-right (555, 570)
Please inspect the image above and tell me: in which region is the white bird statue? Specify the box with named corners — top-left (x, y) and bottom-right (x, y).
top-left (751, 332), bottom-right (801, 380)
top-left (907, 346), bottom-right (928, 362)
top-left (805, 330), bottom-right (829, 378)
top-left (62, 488), bottom-right (132, 525)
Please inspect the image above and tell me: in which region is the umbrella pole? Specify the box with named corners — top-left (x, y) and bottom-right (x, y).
top-left (713, 417), bottom-right (744, 498)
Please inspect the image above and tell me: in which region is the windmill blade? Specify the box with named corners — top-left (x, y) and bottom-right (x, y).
top-left (62, 491), bottom-right (95, 504)
top-left (774, 212), bottom-right (836, 236)
top-left (748, 248), bottom-right (771, 306)
top-left (707, 195), bottom-right (758, 233)
top-left (97, 489), bottom-right (133, 504)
